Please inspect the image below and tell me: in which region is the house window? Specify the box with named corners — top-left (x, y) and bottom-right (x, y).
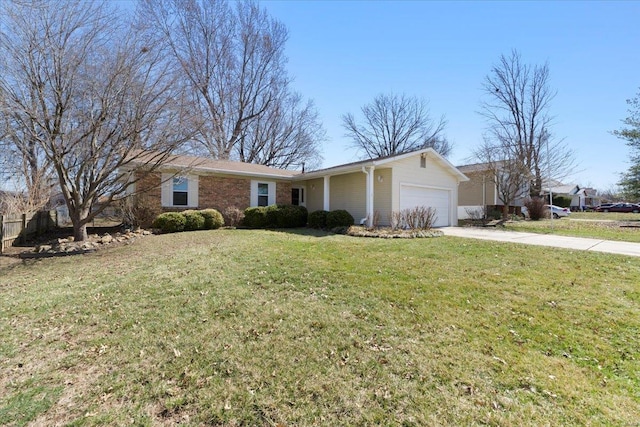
top-left (173, 177), bottom-right (188, 206)
top-left (258, 183), bottom-right (269, 206)
top-left (251, 180), bottom-right (275, 207)
top-left (161, 173), bottom-right (198, 208)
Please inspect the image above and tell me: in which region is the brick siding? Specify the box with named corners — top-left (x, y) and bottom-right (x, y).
top-left (199, 175), bottom-right (251, 211)
top-left (276, 180), bottom-right (292, 205)
top-left (135, 171), bottom-right (162, 206)
top-left (134, 172), bottom-right (293, 212)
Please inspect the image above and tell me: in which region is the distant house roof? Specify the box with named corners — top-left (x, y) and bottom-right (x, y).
top-left (579, 187), bottom-right (598, 197)
top-left (456, 162), bottom-right (495, 174)
top-left (456, 160), bottom-right (532, 177)
top-left (552, 185), bottom-right (579, 195)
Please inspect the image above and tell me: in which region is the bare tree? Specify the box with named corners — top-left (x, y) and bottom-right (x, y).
top-left (238, 91), bottom-right (324, 170)
top-left (342, 93), bottom-right (451, 159)
top-left (473, 137), bottom-right (531, 218)
top-left (0, 21), bottom-right (54, 212)
top-left (479, 50), bottom-right (575, 195)
top-left (0, 111), bottom-right (54, 212)
top-left (138, 0), bottom-right (305, 163)
top-left (0, 0), bottom-right (194, 241)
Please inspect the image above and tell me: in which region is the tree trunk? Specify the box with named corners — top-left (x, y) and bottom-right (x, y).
top-left (70, 207), bottom-right (90, 241)
top-left (73, 222), bottom-right (88, 242)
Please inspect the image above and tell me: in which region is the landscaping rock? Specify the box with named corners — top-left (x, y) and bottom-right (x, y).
top-left (21, 228), bottom-right (153, 258)
top-left (100, 234), bottom-right (113, 244)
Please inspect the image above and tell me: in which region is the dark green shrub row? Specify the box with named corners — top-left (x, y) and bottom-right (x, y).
top-left (308, 209), bottom-right (354, 229)
top-left (327, 209), bottom-right (354, 228)
top-left (308, 210), bottom-right (329, 229)
top-left (242, 204), bottom-right (308, 229)
top-left (153, 209), bottom-right (224, 233)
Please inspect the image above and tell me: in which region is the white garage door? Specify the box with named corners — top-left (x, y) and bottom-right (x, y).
top-left (400, 185), bottom-right (450, 227)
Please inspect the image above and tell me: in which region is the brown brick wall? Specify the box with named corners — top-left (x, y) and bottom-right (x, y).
top-left (135, 171), bottom-right (161, 206)
top-left (199, 175), bottom-right (251, 211)
top-left (276, 180), bottom-right (292, 205)
top-left (134, 172), bottom-right (293, 212)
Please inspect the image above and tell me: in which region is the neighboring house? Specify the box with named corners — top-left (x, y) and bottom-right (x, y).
top-left (457, 162), bottom-right (529, 219)
top-left (542, 182), bottom-right (598, 210)
top-left (127, 148), bottom-right (469, 228)
top-left (579, 188), bottom-right (599, 209)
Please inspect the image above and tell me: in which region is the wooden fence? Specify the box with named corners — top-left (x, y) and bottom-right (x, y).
top-left (0, 210), bottom-right (58, 253)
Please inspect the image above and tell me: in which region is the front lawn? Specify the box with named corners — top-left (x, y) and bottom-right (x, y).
top-left (1, 229), bottom-right (638, 425)
top-left (504, 213), bottom-right (640, 242)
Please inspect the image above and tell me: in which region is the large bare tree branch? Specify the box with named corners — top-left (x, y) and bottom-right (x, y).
top-left (237, 91), bottom-right (324, 170)
top-left (137, 0), bottom-right (313, 165)
top-left (479, 50), bottom-right (575, 195)
top-left (342, 93), bottom-right (451, 159)
top-left (0, 0), bottom-right (195, 240)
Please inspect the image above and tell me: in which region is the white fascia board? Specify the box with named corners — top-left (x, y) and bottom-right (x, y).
top-left (291, 162), bottom-right (375, 180)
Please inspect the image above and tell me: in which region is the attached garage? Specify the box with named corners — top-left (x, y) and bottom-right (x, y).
top-left (291, 148), bottom-right (469, 227)
top-left (400, 184), bottom-right (451, 227)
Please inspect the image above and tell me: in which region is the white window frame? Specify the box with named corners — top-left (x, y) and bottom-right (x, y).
top-left (250, 180), bottom-right (276, 207)
top-left (161, 173), bottom-right (199, 208)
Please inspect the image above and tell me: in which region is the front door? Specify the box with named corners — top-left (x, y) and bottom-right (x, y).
top-left (291, 187), bottom-right (306, 207)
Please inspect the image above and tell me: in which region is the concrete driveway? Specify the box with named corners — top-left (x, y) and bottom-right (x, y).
top-left (440, 227), bottom-right (640, 257)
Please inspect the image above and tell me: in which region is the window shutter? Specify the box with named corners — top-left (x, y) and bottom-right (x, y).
top-left (161, 173), bottom-right (172, 207)
top-left (188, 175), bottom-right (199, 207)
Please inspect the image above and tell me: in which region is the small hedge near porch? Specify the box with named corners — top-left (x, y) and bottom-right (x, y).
top-left (242, 205), bottom-right (308, 229)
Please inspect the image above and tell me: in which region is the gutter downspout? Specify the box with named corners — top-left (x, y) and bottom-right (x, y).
top-left (361, 166), bottom-right (375, 227)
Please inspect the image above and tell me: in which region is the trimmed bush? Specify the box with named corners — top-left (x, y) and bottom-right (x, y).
top-left (152, 212), bottom-right (186, 233)
top-left (183, 210), bottom-right (206, 231)
top-left (275, 204), bottom-right (307, 228)
top-left (326, 209), bottom-right (354, 228)
top-left (200, 209), bottom-right (225, 229)
top-left (308, 210), bottom-right (328, 229)
top-left (243, 206), bottom-right (269, 228)
top-left (242, 205), bottom-right (308, 229)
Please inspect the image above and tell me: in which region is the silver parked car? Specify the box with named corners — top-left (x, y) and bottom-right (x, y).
top-left (545, 204), bottom-right (571, 218)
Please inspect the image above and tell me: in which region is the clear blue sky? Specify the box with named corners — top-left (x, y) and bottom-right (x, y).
top-left (262, 0), bottom-right (640, 191)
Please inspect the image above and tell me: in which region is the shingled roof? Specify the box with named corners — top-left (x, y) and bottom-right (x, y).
top-left (128, 152), bottom-right (300, 179)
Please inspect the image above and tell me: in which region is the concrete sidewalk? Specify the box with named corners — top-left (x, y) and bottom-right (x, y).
top-left (440, 227), bottom-right (640, 257)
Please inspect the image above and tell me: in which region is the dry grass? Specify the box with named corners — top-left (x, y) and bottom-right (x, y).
top-left (1, 229), bottom-right (639, 426)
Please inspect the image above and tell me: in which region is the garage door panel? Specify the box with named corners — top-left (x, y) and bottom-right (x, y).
top-left (400, 185), bottom-right (450, 227)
